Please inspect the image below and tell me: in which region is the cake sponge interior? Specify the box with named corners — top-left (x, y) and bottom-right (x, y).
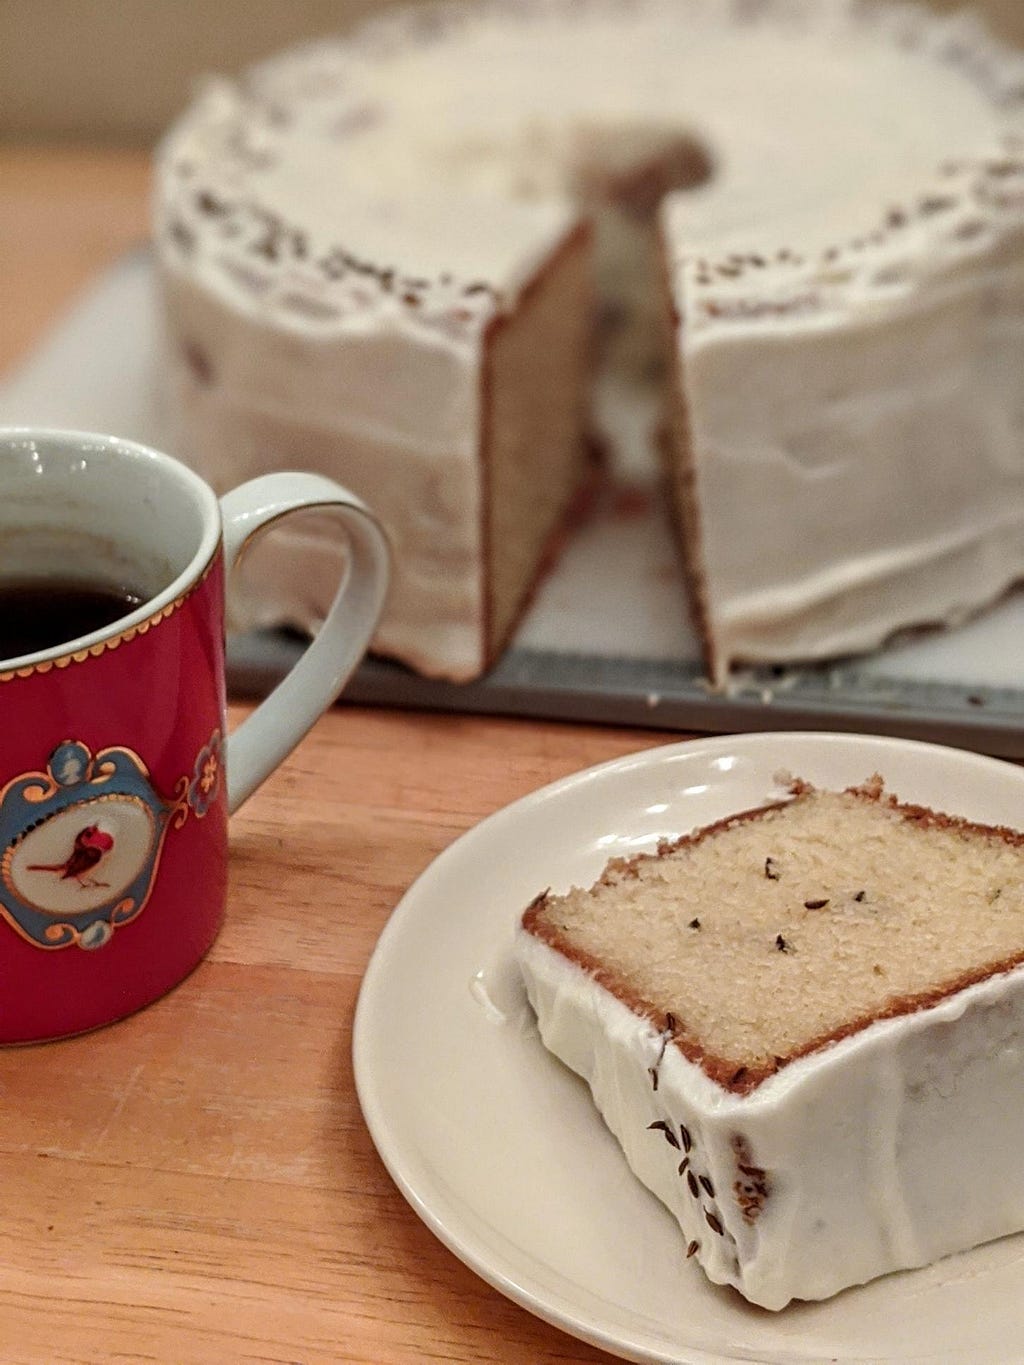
top-left (524, 779), bottom-right (1024, 1089)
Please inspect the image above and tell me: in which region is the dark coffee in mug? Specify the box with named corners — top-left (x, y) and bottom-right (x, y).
top-left (0, 577), bottom-right (146, 660)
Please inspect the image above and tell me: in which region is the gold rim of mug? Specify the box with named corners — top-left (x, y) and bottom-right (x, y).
top-left (0, 546), bottom-right (221, 685)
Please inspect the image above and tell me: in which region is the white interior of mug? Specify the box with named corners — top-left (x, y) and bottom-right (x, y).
top-left (0, 428), bottom-right (220, 668)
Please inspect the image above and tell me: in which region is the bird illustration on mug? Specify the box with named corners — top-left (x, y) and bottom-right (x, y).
top-left (0, 735), bottom-right (219, 951)
top-left (27, 824), bottom-right (115, 889)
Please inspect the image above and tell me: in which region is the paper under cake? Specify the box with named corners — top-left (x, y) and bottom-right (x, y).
top-left (516, 776), bottom-right (1024, 1308)
top-left (154, 0), bottom-right (1024, 683)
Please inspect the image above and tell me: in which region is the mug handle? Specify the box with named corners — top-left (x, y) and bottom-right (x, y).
top-left (218, 472), bottom-right (390, 813)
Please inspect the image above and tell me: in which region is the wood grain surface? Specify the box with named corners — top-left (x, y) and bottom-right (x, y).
top-left (0, 148), bottom-right (684, 1364)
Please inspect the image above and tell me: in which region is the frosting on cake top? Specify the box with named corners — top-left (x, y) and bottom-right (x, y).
top-left (156, 0), bottom-right (1024, 339)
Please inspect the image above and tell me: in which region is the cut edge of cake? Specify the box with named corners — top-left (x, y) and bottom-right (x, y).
top-left (521, 774), bottom-right (1024, 1094)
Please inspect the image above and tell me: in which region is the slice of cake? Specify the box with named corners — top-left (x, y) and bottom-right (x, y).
top-left (515, 776), bottom-right (1024, 1309)
top-left (154, 0), bottom-right (1024, 683)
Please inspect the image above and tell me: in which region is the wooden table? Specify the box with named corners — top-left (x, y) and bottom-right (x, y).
top-left (0, 146), bottom-right (683, 1364)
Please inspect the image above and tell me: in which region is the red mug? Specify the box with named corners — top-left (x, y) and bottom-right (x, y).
top-left (0, 428), bottom-right (390, 1042)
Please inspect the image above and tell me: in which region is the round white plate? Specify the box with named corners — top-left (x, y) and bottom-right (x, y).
top-left (353, 732), bottom-right (1024, 1364)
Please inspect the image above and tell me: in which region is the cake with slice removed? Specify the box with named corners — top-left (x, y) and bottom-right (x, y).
top-left (154, 0), bottom-right (1024, 683)
top-left (515, 775), bottom-right (1024, 1308)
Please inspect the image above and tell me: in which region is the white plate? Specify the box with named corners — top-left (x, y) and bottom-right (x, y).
top-left (353, 732), bottom-right (1024, 1364)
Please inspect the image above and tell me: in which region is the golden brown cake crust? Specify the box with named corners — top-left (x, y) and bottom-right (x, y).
top-left (522, 778), bottom-right (1024, 1094)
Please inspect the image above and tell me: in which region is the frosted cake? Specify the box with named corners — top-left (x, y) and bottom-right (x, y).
top-left (154, 0), bottom-right (1024, 682)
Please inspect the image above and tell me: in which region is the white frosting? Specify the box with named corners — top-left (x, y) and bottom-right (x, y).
top-left (671, 141), bottom-right (1024, 682)
top-left (156, 74), bottom-right (576, 679)
top-left (516, 923), bottom-right (1024, 1310)
top-left (154, 0), bottom-right (1024, 681)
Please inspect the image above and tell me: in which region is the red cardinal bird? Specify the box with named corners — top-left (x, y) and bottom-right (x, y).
top-left (28, 824), bottom-right (115, 888)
